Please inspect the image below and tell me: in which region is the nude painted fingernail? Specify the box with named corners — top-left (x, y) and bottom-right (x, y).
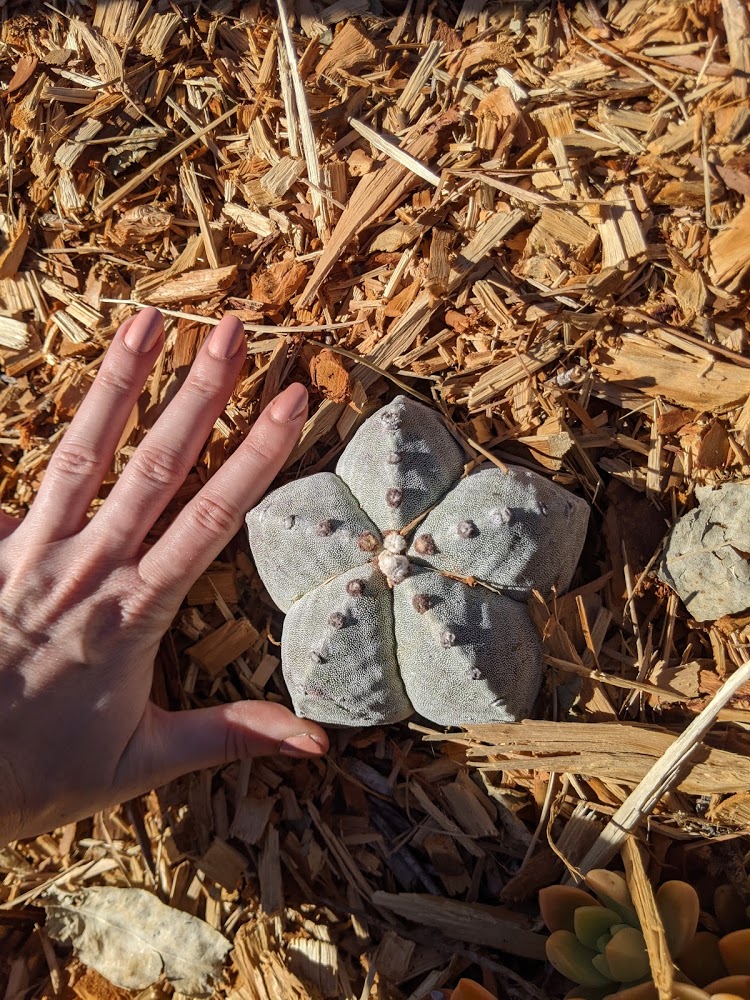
top-left (279, 733), bottom-right (325, 758)
top-left (208, 315), bottom-right (245, 360)
top-left (123, 307), bottom-right (163, 353)
top-left (271, 383), bottom-right (308, 423)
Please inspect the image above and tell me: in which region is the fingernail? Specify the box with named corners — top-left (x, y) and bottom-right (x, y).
top-left (279, 733), bottom-right (325, 758)
top-left (271, 383), bottom-right (308, 423)
top-left (123, 307), bottom-right (163, 354)
top-left (208, 315), bottom-right (245, 360)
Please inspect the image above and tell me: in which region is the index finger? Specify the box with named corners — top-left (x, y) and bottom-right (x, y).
top-left (137, 383), bottom-right (308, 605)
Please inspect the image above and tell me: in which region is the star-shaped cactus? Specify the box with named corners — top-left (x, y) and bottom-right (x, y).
top-left (246, 396), bottom-right (589, 728)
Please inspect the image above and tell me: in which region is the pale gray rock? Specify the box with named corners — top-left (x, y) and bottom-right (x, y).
top-left (659, 482), bottom-right (750, 621)
top-left (247, 397), bottom-right (590, 728)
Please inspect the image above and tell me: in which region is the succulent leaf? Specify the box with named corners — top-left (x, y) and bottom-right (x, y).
top-left (605, 984), bottom-right (711, 1000)
top-left (719, 930), bottom-right (750, 975)
top-left (656, 880), bottom-right (700, 958)
top-left (715, 886), bottom-right (749, 935)
top-left (678, 932), bottom-right (731, 988)
top-left (246, 472), bottom-right (379, 611)
top-left (575, 907), bottom-right (621, 950)
top-left (281, 564), bottom-right (412, 726)
top-left (603, 987), bottom-right (659, 1000)
top-left (448, 980), bottom-right (499, 1000)
top-left (564, 989), bottom-right (611, 1000)
top-left (392, 566), bottom-right (543, 724)
top-left (704, 978), bottom-right (750, 1000)
top-left (591, 953), bottom-right (616, 980)
top-left (586, 871), bottom-right (639, 928)
top-left (605, 927), bottom-right (650, 982)
top-left (547, 930), bottom-right (611, 987)
top-left (335, 394), bottom-right (466, 531)
top-left (410, 466), bottom-right (589, 599)
top-left (540, 885), bottom-right (599, 933)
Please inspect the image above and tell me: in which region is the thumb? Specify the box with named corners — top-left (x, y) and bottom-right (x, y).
top-left (117, 701), bottom-right (328, 793)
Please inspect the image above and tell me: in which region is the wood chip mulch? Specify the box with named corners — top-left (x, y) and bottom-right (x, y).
top-left (1, 1), bottom-right (749, 997)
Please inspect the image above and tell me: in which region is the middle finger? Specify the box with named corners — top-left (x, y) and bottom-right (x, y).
top-left (87, 314), bottom-right (247, 557)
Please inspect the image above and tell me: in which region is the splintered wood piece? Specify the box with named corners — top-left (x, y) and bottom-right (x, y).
top-left (349, 118), bottom-right (441, 186)
top-left (465, 339), bottom-right (563, 410)
top-left (186, 565), bottom-right (239, 606)
top-left (707, 202), bottom-right (750, 289)
top-left (186, 618), bottom-right (260, 676)
top-left (576, 655), bottom-right (750, 873)
top-left (251, 258), bottom-right (308, 309)
top-left (142, 266), bottom-right (238, 306)
top-left (0, 316), bottom-right (32, 350)
top-left (622, 839), bottom-right (674, 1000)
top-left (298, 131), bottom-right (438, 306)
top-left (229, 795), bottom-right (277, 846)
top-left (371, 892), bottom-right (547, 959)
top-left (0, 218), bottom-right (29, 278)
top-left (197, 838), bottom-right (248, 890)
top-left (598, 185), bottom-right (647, 267)
top-left (287, 935), bottom-right (339, 997)
top-left (315, 21), bottom-right (380, 79)
top-left (373, 931), bottom-right (417, 984)
top-left (222, 203), bottom-right (276, 237)
top-left (421, 834), bottom-right (472, 896)
top-left (449, 719), bottom-right (750, 796)
top-left (259, 825), bottom-right (284, 916)
top-left (721, 0), bottom-right (750, 96)
top-left (591, 334), bottom-right (750, 410)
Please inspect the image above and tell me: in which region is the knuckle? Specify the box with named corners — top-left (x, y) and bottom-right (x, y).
top-left (184, 369), bottom-right (222, 402)
top-left (96, 365), bottom-right (138, 397)
top-left (192, 493), bottom-right (240, 537)
top-left (131, 444), bottom-right (189, 490)
top-left (243, 433), bottom-right (276, 466)
top-left (50, 441), bottom-right (102, 480)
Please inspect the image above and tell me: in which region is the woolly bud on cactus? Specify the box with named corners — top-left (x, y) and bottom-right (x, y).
top-left (246, 396), bottom-right (589, 727)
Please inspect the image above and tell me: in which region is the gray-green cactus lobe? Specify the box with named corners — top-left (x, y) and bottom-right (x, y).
top-left (282, 564), bottom-right (412, 727)
top-left (411, 466), bottom-right (589, 599)
top-left (247, 472), bottom-right (379, 612)
top-left (335, 395), bottom-right (466, 531)
top-left (392, 567), bottom-right (543, 724)
top-left (246, 396), bottom-right (590, 727)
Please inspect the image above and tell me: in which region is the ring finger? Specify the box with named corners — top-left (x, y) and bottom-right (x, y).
top-left (86, 313), bottom-right (247, 557)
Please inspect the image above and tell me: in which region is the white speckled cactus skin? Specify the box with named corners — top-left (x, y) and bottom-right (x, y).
top-left (246, 395), bottom-right (589, 728)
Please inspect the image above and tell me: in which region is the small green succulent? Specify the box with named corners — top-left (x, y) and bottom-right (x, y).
top-left (540, 872), bottom-right (750, 1000)
top-left (540, 870), bottom-right (699, 996)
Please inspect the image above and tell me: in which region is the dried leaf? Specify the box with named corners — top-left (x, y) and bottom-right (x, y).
top-left (43, 886), bottom-right (231, 995)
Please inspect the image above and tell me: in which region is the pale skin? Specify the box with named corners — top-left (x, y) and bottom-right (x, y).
top-left (0, 307), bottom-right (329, 847)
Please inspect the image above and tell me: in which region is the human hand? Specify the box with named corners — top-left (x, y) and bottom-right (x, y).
top-left (0, 307), bottom-right (328, 846)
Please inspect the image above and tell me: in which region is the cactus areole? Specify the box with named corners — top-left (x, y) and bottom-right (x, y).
top-left (246, 396), bottom-right (589, 728)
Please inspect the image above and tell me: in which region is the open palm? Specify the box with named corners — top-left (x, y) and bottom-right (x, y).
top-left (0, 308), bottom-right (327, 846)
